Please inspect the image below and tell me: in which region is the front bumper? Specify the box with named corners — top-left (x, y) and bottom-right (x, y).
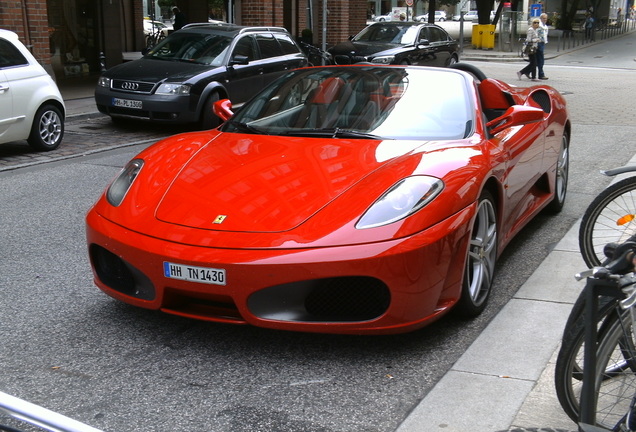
top-left (86, 205), bottom-right (474, 335)
top-left (94, 88), bottom-right (199, 124)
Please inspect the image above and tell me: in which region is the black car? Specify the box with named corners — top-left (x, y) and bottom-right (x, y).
top-left (95, 23), bottom-right (308, 129)
top-left (328, 22), bottom-right (459, 67)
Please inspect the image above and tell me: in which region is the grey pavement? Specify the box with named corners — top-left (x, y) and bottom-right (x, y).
top-left (12, 30), bottom-right (635, 431)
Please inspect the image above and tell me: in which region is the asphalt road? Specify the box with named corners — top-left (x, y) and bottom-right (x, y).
top-left (1, 33), bottom-right (635, 432)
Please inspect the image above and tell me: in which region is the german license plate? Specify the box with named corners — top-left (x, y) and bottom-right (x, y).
top-left (163, 262), bottom-right (226, 286)
top-left (113, 98), bottom-right (142, 109)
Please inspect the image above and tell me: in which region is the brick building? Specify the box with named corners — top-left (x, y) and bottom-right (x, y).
top-left (0, 0), bottom-right (368, 83)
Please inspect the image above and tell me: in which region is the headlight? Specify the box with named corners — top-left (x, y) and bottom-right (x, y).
top-left (107, 159), bottom-right (144, 206)
top-left (356, 176), bottom-right (444, 229)
top-left (370, 55), bottom-right (395, 64)
top-left (97, 76), bottom-right (111, 88)
top-left (156, 83), bottom-right (191, 95)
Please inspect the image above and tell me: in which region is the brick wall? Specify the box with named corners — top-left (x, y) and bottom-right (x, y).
top-left (241, 1), bottom-right (284, 27)
top-left (310, 0), bottom-right (368, 47)
top-left (0, 0), bottom-right (51, 65)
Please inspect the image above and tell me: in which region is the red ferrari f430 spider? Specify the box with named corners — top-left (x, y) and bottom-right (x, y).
top-left (86, 64), bottom-right (570, 334)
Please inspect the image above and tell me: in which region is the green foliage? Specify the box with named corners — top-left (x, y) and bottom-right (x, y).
top-left (157, 0), bottom-right (173, 8)
top-left (208, 0), bottom-right (225, 9)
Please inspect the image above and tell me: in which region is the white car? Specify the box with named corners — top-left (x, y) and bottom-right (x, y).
top-left (373, 12), bottom-right (393, 22)
top-left (453, 10), bottom-right (496, 21)
top-left (453, 10), bottom-right (479, 20)
top-left (415, 11), bottom-right (447, 22)
top-left (0, 29), bottom-right (65, 151)
top-left (143, 19), bottom-right (169, 36)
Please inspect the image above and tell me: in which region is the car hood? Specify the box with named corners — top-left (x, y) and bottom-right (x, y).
top-left (104, 57), bottom-right (219, 82)
top-left (154, 133), bottom-right (425, 233)
top-left (328, 40), bottom-right (404, 58)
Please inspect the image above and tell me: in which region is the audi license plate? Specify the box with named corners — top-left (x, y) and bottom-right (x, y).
top-left (112, 98), bottom-right (142, 109)
top-left (163, 262), bottom-right (226, 286)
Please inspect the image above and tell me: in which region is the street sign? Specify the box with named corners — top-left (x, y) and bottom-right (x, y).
top-left (405, 0), bottom-right (413, 6)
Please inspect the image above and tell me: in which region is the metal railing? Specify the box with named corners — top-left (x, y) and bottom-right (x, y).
top-left (554, 18), bottom-right (636, 51)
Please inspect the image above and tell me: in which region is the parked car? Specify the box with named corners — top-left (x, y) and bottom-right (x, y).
top-left (453, 10), bottom-right (495, 21)
top-left (414, 11), bottom-right (447, 22)
top-left (94, 23), bottom-right (308, 129)
top-left (328, 22), bottom-right (459, 66)
top-left (453, 10), bottom-right (479, 21)
top-left (86, 63), bottom-right (570, 335)
top-left (0, 29), bottom-right (65, 151)
top-left (373, 12), bottom-right (393, 22)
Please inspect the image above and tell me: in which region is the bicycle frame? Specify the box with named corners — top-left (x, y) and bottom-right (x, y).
top-left (579, 269), bottom-right (624, 428)
top-left (578, 269), bottom-right (636, 431)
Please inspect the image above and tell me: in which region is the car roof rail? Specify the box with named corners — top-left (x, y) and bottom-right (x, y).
top-left (238, 26), bottom-right (289, 34)
top-left (180, 23), bottom-right (288, 34)
top-left (182, 22), bottom-right (234, 29)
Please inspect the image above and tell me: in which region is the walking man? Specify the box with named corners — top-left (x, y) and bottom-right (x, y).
top-left (537, 13), bottom-right (549, 80)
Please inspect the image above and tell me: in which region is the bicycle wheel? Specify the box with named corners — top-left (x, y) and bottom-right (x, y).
top-left (591, 309), bottom-right (636, 428)
top-left (579, 176), bottom-right (636, 267)
top-left (555, 292), bottom-right (624, 423)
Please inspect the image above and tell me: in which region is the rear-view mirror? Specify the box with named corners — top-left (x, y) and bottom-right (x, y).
top-left (213, 99), bottom-right (234, 121)
top-left (486, 105), bottom-right (545, 135)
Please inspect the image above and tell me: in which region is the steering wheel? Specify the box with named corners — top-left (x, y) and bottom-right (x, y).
top-left (449, 62), bottom-right (488, 82)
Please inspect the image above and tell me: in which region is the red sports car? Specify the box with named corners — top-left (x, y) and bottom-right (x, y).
top-left (86, 64), bottom-right (570, 335)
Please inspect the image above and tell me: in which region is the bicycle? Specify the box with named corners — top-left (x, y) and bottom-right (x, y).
top-left (554, 238), bottom-right (636, 430)
top-left (145, 27), bottom-right (166, 50)
top-left (299, 41), bottom-right (333, 66)
top-left (579, 166), bottom-right (636, 268)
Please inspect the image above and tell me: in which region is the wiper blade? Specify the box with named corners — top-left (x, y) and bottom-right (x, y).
top-left (226, 120), bottom-right (269, 135)
top-left (283, 128), bottom-right (381, 139)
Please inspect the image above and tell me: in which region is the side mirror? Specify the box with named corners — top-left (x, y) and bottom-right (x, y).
top-left (213, 99), bottom-right (234, 121)
top-left (229, 54), bottom-right (249, 66)
top-left (486, 105), bottom-right (545, 135)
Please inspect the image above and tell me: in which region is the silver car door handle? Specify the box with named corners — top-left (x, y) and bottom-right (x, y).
top-left (0, 84), bottom-right (9, 93)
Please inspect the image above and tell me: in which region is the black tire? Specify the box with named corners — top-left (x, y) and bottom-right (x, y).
top-left (446, 55), bottom-right (459, 67)
top-left (590, 310), bottom-right (636, 428)
top-left (455, 190), bottom-right (497, 317)
top-left (27, 104), bottom-right (64, 151)
top-left (554, 292), bottom-right (623, 423)
top-left (200, 92), bottom-right (221, 130)
top-left (579, 176), bottom-right (636, 268)
top-left (545, 131), bottom-right (570, 213)
top-left (449, 62), bottom-right (487, 81)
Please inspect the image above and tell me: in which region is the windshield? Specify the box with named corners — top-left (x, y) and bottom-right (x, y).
top-left (146, 32), bottom-right (232, 66)
top-left (353, 24), bottom-right (419, 45)
top-left (222, 66), bottom-right (474, 141)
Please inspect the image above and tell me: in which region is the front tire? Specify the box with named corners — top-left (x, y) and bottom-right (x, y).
top-left (200, 92), bottom-right (221, 130)
top-left (579, 176), bottom-right (636, 267)
top-left (591, 310), bottom-right (636, 428)
top-left (456, 190), bottom-right (498, 317)
top-left (554, 293), bottom-right (624, 423)
top-left (27, 104), bottom-right (64, 151)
